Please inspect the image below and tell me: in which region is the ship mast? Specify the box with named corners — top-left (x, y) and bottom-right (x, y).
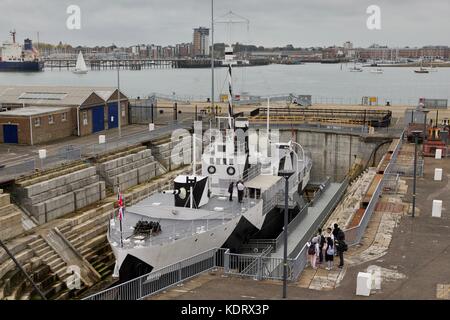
top-left (211, 0), bottom-right (215, 121)
top-left (10, 30), bottom-right (16, 43)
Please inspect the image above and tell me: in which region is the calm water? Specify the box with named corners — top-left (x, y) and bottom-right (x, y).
top-left (1, 63), bottom-right (449, 104)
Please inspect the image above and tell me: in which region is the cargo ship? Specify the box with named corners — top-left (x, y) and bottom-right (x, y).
top-left (0, 31), bottom-right (43, 72)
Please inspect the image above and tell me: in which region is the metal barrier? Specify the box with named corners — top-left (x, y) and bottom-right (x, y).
top-left (0, 146), bottom-right (82, 183)
top-left (344, 131), bottom-right (404, 246)
top-left (83, 248), bottom-right (227, 300)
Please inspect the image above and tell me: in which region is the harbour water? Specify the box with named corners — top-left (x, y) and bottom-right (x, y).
top-left (1, 63), bottom-right (450, 104)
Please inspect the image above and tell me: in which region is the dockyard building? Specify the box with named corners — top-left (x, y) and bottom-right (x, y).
top-left (0, 85), bottom-right (129, 144)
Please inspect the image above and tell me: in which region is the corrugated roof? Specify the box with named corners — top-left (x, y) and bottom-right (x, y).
top-left (0, 106), bottom-right (70, 117)
top-left (0, 85), bottom-right (125, 107)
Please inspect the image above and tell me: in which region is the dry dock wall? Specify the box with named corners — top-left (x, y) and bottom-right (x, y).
top-left (96, 148), bottom-right (158, 193)
top-left (0, 190), bottom-right (24, 241)
top-left (279, 130), bottom-right (384, 182)
top-left (14, 167), bottom-right (106, 224)
top-left (151, 138), bottom-right (192, 171)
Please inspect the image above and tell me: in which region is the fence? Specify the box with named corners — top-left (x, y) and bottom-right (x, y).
top-left (312, 96), bottom-right (418, 107)
top-left (83, 248), bottom-right (227, 300)
top-left (129, 96), bottom-right (157, 124)
top-left (0, 121), bottom-right (192, 183)
top-left (80, 122), bottom-right (189, 157)
top-left (0, 146), bottom-right (82, 183)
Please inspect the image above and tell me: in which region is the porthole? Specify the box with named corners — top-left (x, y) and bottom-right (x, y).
top-left (226, 166), bottom-right (236, 176)
top-left (208, 165), bottom-right (216, 174)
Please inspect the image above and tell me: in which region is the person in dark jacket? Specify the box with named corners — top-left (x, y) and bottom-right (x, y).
top-left (228, 182), bottom-right (234, 201)
top-left (317, 228), bottom-right (325, 264)
top-left (333, 223), bottom-right (346, 268)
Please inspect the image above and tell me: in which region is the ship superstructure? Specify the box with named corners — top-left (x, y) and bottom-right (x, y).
top-left (0, 31), bottom-right (43, 72)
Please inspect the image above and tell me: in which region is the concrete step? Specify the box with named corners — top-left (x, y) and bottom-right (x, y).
top-left (67, 211), bottom-right (111, 237)
top-left (35, 246), bottom-right (53, 257)
top-left (43, 281), bottom-right (65, 298)
top-left (40, 249), bottom-right (57, 262)
top-left (47, 257), bottom-right (65, 270)
top-left (0, 235), bottom-right (38, 265)
top-left (0, 248), bottom-right (34, 279)
top-left (27, 238), bottom-right (46, 249)
top-left (58, 224), bottom-right (72, 234)
top-left (29, 241), bottom-right (48, 253)
top-left (77, 234), bottom-right (107, 255)
top-left (51, 261), bottom-right (67, 274)
top-left (70, 225), bottom-right (108, 250)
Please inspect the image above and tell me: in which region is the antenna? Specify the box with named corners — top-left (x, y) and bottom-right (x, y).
top-left (10, 29), bottom-right (16, 43)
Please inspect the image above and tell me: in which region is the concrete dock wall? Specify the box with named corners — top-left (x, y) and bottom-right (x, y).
top-left (279, 130), bottom-right (381, 182)
top-left (96, 148), bottom-right (158, 193)
top-left (13, 166), bottom-right (106, 225)
top-left (0, 190), bottom-right (24, 241)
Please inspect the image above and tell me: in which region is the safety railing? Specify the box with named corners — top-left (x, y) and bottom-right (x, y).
top-left (274, 203), bottom-right (309, 252)
top-left (239, 239), bottom-right (277, 254)
top-left (344, 131), bottom-right (404, 246)
top-left (83, 248), bottom-right (227, 300)
top-left (0, 146), bottom-right (82, 183)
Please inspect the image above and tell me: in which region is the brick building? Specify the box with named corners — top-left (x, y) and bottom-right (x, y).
top-left (0, 86), bottom-right (129, 145)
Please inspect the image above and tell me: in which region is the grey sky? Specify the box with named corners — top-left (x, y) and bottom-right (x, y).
top-left (1, 0), bottom-right (449, 47)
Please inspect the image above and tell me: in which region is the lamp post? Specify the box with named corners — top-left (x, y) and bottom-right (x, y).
top-left (411, 130), bottom-right (422, 218)
top-left (277, 144), bottom-right (295, 299)
top-left (422, 109), bottom-right (430, 153)
top-left (117, 61), bottom-right (121, 139)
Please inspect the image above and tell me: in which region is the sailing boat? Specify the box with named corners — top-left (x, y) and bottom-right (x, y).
top-left (414, 60), bottom-right (429, 74)
top-left (73, 51), bottom-right (88, 74)
top-left (349, 55), bottom-right (362, 72)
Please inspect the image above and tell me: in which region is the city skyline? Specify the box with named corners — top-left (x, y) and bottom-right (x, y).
top-left (1, 0), bottom-right (450, 48)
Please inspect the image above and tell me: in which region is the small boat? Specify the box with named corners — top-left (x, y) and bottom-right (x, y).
top-left (349, 66), bottom-right (363, 72)
top-left (414, 67), bottom-right (429, 74)
top-left (370, 68), bottom-right (383, 74)
top-left (73, 51), bottom-right (88, 74)
top-left (414, 60), bottom-right (429, 74)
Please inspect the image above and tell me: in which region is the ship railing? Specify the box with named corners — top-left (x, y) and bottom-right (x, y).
top-left (109, 199), bottom-right (261, 248)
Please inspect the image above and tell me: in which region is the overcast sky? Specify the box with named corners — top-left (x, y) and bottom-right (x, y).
top-left (1, 0), bottom-right (449, 48)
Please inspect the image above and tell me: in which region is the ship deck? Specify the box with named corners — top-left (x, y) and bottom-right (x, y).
top-left (108, 192), bottom-right (262, 248)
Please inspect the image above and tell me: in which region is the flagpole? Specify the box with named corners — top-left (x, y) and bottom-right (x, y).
top-left (118, 187), bottom-right (123, 248)
top-left (120, 214), bottom-right (123, 248)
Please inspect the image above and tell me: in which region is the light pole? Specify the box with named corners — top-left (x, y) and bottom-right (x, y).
top-left (117, 61), bottom-right (121, 139)
top-left (277, 144), bottom-right (294, 299)
top-left (411, 130), bottom-right (422, 218)
top-left (422, 109), bottom-right (430, 153)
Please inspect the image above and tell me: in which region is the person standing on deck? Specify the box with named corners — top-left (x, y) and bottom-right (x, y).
top-left (228, 182), bottom-right (234, 201)
top-left (237, 180), bottom-right (245, 203)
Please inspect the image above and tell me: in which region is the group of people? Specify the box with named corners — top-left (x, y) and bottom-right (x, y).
top-left (228, 180), bottom-right (246, 203)
top-left (307, 223), bottom-right (347, 271)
